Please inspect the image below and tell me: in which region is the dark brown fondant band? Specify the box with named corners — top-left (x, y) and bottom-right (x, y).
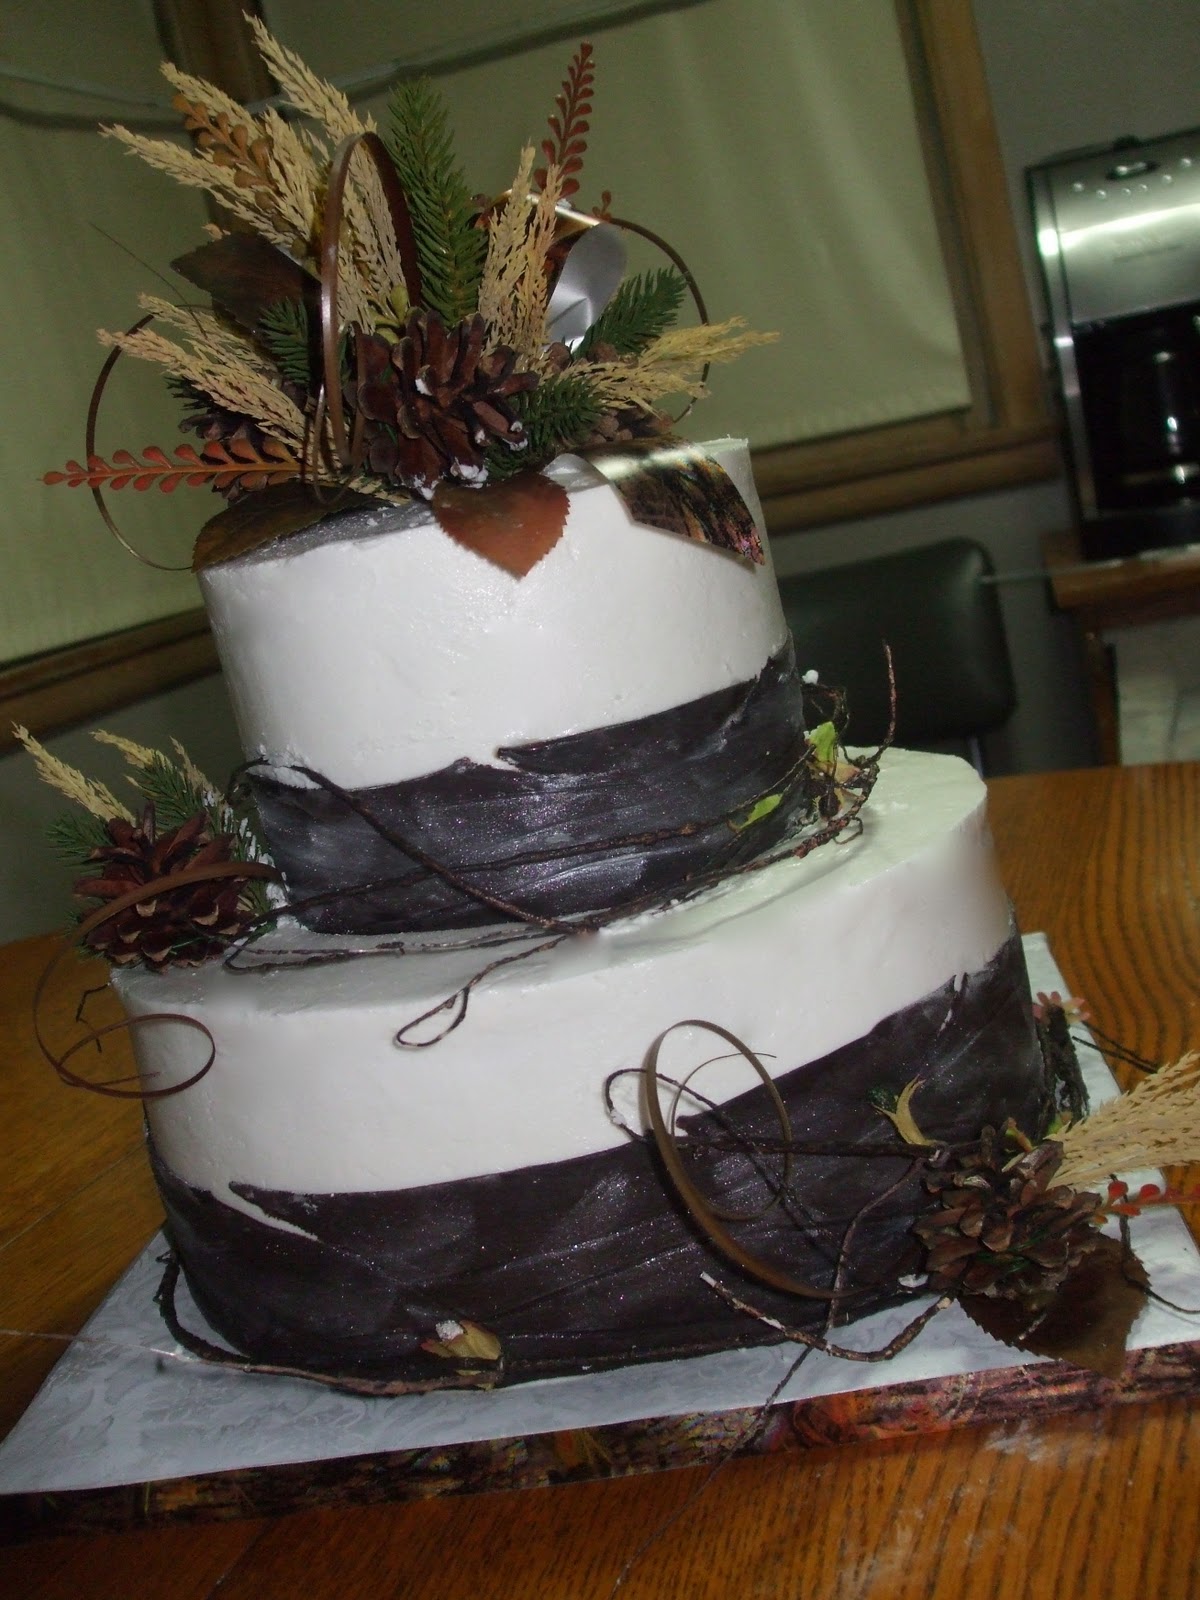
top-left (152, 932), bottom-right (1050, 1385)
top-left (248, 645), bottom-right (808, 933)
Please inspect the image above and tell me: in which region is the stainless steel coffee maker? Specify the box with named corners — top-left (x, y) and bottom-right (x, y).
top-left (1029, 128), bottom-right (1200, 559)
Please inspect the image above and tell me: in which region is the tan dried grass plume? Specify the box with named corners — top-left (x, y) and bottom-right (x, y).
top-left (97, 319), bottom-right (308, 448)
top-left (13, 727), bottom-right (133, 823)
top-left (581, 319), bottom-right (779, 411)
top-left (248, 18), bottom-right (407, 320)
top-left (1058, 1052), bottom-right (1200, 1188)
top-left (478, 149), bottom-right (563, 362)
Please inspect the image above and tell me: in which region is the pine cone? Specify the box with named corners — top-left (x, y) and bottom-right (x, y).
top-left (913, 1124), bottom-right (1103, 1301)
top-left (349, 312), bottom-right (538, 496)
top-left (73, 807), bottom-right (254, 971)
top-left (178, 386), bottom-right (306, 501)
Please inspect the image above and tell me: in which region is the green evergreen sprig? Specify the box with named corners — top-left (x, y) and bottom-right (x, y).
top-left (578, 268), bottom-right (686, 358)
top-left (483, 373), bottom-right (603, 480)
top-left (386, 78), bottom-right (487, 326)
top-left (257, 300), bottom-right (312, 387)
top-left (47, 811), bottom-right (113, 866)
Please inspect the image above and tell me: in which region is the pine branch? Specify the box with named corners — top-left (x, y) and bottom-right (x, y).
top-left (47, 811), bottom-right (113, 865)
top-left (578, 269), bottom-right (686, 357)
top-left (135, 751), bottom-right (209, 830)
top-left (385, 78), bottom-right (486, 325)
top-left (484, 372), bottom-right (602, 477)
top-left (257, 299), bottom-right (313, 386)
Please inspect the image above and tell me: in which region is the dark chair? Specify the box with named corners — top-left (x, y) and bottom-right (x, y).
top-left (776, 537), bottom-right (1016, 772)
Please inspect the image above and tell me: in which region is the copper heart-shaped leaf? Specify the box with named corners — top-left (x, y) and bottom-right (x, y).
top-left (961, 1234), bottom-right (1149, 1379)
top-left (193, 483), bottom-right (378, 571)
top-left (432, 471), bottom-right (569, 577)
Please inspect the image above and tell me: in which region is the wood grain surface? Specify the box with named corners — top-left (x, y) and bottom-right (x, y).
top-left (2, 764), bottom-right (1199, 1598)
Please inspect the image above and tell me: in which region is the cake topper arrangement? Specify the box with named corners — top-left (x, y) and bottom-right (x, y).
top-left (43, 27), bottom-right (775, 575)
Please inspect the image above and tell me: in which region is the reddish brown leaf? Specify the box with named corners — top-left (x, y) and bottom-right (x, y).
top-left (171, 234), bottom-right (318, 334)
top-left (961, 1234), bottom-right (1150, 1379)
top-left (191, 482), bottom-right (377, 571)
top-left (432, 471), bottom-right (569, 578)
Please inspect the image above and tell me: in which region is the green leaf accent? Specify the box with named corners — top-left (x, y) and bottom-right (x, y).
top-left (47, 811), bottom-right (111, 865)
top-left (808, 720), bottom-right (838, 766)
top-left (729, 792), bottom-right (782, 833)
top-left (483, 373), bottom-right (603, 480)
top-left (385, 78), bottom-right (486, 326)
top-left (578, 269), bottom-right (685, 357)
top-left (257, 299), bottom-right (312, 386)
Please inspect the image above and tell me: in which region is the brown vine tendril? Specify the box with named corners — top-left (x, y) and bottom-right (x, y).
top-left (154, 1249), bottom-right (501, 1395)
top-left (84, 314), bottom-right (194, 572)
top-left (33, 859), bottom-right (279, 1099)
top-left (643, 1019), bottom-right (849, 1301)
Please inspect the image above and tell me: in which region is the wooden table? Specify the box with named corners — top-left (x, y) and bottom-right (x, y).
top-left (1042, 528), bottom-right (1200, 763)
top-left (3, 763), bottom-right (1200, 1598)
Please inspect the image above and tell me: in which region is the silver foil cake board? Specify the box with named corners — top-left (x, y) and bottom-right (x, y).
top-left (2, 934), bottom-right (1199, 1536)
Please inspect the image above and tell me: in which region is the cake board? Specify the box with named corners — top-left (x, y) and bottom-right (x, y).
top-left (3, 934), bottom-right (1199, 1542)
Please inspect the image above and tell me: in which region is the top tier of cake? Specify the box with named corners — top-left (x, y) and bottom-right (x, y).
top-left (199, 441), bottom-right (813, 933)
top-left (200, 441), bottom-right (789, 787)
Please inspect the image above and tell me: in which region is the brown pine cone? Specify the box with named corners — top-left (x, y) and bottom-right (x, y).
top-left (178, 384), bottom-right (306, 501)
top-left (349, 311), bottom-right (539, 496)
top-left (74, 807), bottom-right (254, 971)
top-left (913, 1124), bottom-right (1103, 1301)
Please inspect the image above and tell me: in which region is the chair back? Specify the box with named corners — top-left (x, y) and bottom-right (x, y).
top-left (776, 538), bottom-right (1016, 756)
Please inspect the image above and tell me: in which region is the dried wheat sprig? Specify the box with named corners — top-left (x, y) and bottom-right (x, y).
top-left (248, 19), bottom-right (405, 313)
top-left (477, 146), bottom-right (535, 341)
top-left (137, 296), bottom-right (278, 378)
top-left (98, 326), bottom-right (308, 446)
top-left (92, 731), bottom-right (157, 770)
top-left (159, 64), bottom-right (252, 139)
top-left (259, 108), bottom-right (324, 246)
top-left (14, 728), bottom-right (134, 824)
top-left (103, 126), bottom-right (301, 254)
top-left (1058, 1052), bottom-right (1200, 1188)
top-left (579, 320), bottom-right (779, 409)
top-left (643, 319), bottom-right (779, 373)
top-left (169, 738), bottom-right (215, 799)
top-left (159, 64), bottom-right (324, 255)
top-left (478, 150), bottom-right (562, 361)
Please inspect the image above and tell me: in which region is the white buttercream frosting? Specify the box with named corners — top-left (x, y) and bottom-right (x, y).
top-left (116, 751), bottom-right (1012, 1215)
top-left (198, 439), bottom-right (788, 788)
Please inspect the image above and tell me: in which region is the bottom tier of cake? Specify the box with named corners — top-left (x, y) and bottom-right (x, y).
top-left (115, 750), bottom-right (1051, 1385)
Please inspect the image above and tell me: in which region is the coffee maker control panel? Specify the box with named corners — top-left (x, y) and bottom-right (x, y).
top-left (1036, 130), bottom-right (1200, 324)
